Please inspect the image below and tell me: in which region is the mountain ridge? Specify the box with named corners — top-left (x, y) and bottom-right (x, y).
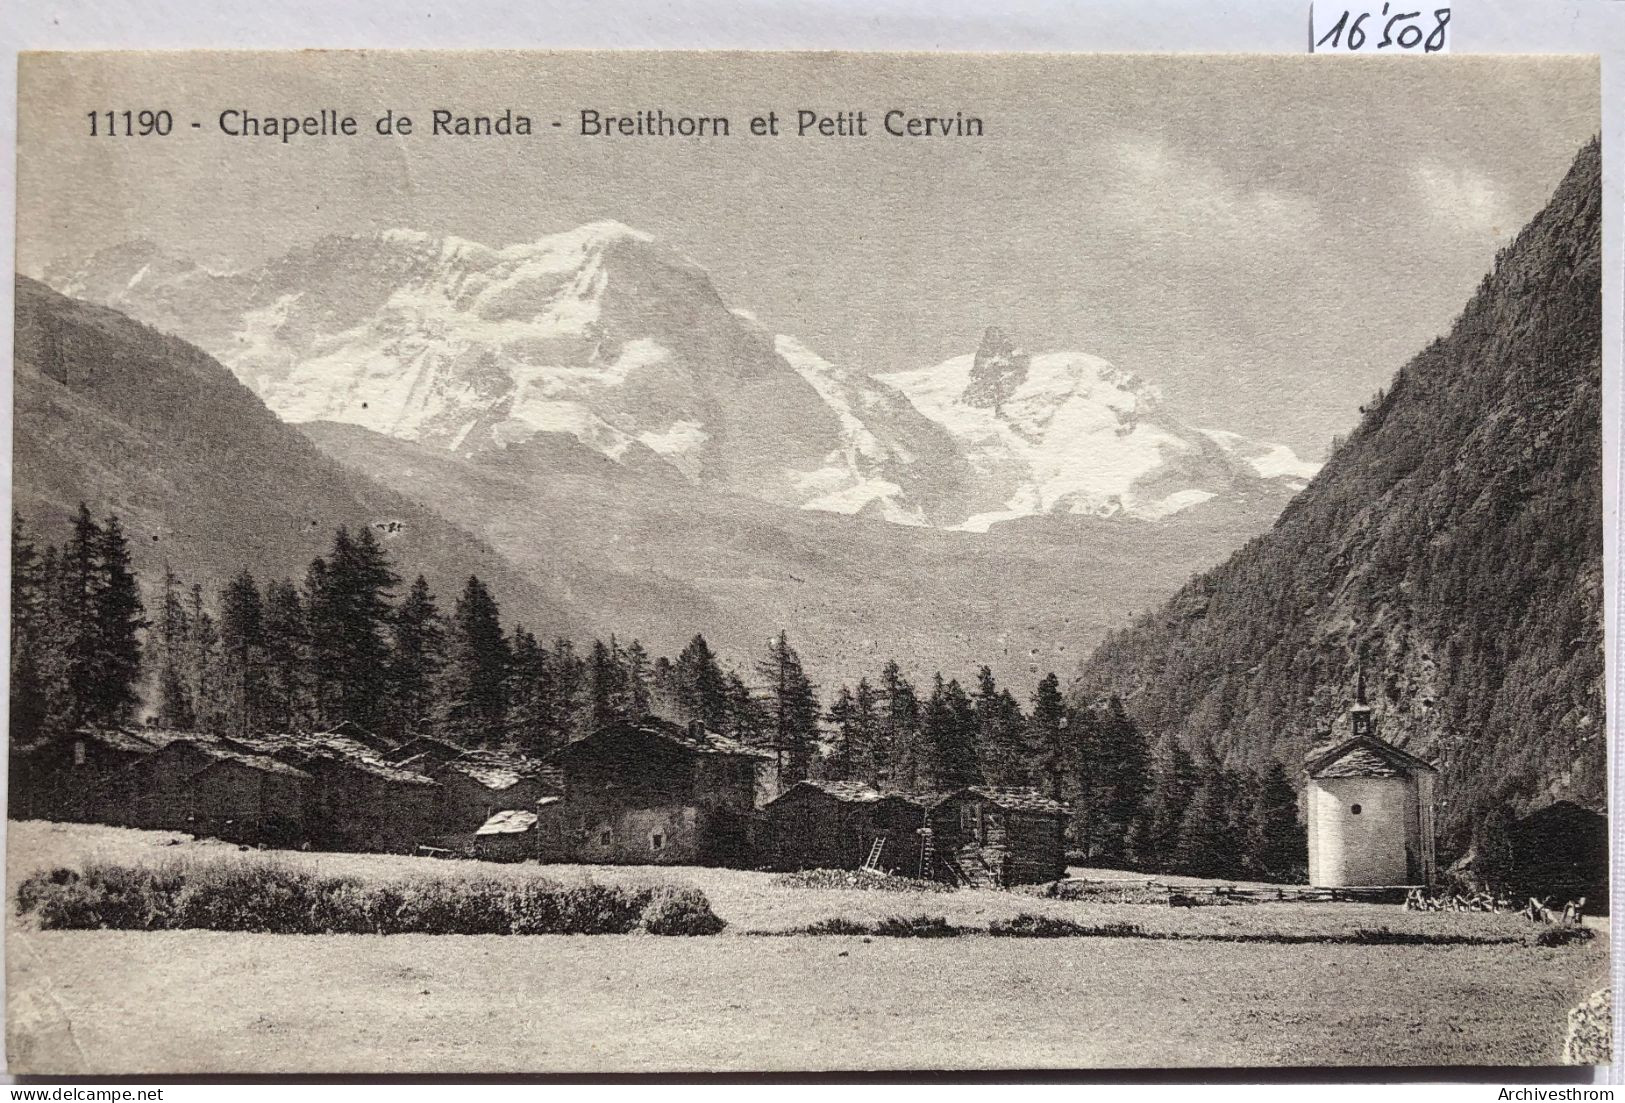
top-left (1071, 139), bottom-right (1604, 846)
top-left (47, 224), bottom-right (1316, 533)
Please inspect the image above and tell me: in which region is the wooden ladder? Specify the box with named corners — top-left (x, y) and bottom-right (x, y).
top-left (862, 836), bottom-right (885, 872)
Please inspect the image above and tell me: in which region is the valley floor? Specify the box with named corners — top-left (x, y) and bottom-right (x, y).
top-left (5, 821), bottom-right (1608, 1074)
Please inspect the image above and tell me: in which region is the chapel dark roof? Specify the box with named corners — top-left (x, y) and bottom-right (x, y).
top-left (1305, 734), bottom-right (1436, 779)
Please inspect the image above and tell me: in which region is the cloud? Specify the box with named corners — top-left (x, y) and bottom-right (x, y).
top-left (1411, 160), bottom-right (1518, 240)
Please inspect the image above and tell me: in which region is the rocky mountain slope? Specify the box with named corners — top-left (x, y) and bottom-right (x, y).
top-left (49, 224), bottom-right (1313, 532)
top-left (1072, 140), bottom-right (1604, 846)
top-left (13, 276), bottom-right (571, 637)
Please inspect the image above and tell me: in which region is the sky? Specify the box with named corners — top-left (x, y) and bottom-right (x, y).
top-left (18, 51), bottom-right (1601, 455)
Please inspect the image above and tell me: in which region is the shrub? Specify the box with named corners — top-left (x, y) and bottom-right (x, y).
top-left (990, 913), bottom-right (1088, 937)
top-left (392, 877), bottom-right (512, 935)
top-left (872, 915), bottom-right (961, 938)
top-left (640, 886), bottom-right (727, 936)
top-left (1535, 926), bottom-right (1595, 948)
top-left (775, 868), bottom-right (954, 894)
top-left (14, 860), bottom-right (723, 938)
top-left (555, 882), bottom-right (652, 935)
top-left (309, 879), bottom-right (402, 934)
top-left (16, 867), bottom-right (81, 917)
top-left (795, 917), bottom-right (872, 935)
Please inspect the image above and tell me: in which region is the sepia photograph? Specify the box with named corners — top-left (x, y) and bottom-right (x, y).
top-left (4, 48), bottom-right (1610, 1074)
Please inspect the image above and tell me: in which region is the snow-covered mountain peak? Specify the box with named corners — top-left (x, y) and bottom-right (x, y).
top-left (879, 333), bottom-right (1314, 530)
top-left (46, 227), bottom-right (1317, 534)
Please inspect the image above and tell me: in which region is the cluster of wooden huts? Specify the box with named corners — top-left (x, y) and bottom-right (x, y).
top-left (10, 715), bottom-right (1072, 885)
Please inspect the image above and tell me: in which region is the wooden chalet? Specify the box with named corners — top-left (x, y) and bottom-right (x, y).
top-left (544, 717), bottom-right (770, 866)
top-left (421, 753), bottom-right (559, 850)
top-left (10, 728), bottom-right (160, 822)
top-left (764, 780), bottom-right (929, 876)
top-left (188, 750), bottom-right (311, 846)
top-left (1510, 800), bottom-right (1608, 908)
top-left (927, 786), bottom-right (1070, 887)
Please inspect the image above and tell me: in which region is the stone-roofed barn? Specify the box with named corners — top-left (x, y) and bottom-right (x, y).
top-left (764, 780), bottom-right (930, 876)
top-left (546, 717), bottom-right (771, 866)
top-left (927, 786), bottom-right (1070, 887)
top-left (11, 728), bottom-right (160, 822)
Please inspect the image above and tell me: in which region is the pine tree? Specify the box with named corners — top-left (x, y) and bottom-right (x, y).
top-left (389, 575), bottom-right (444, 737)
top-left (1173, 744), bottom-right (1239, 877)
top-left (53, 504), bottom-right (102, 731)
top-left (1028, 674), bottom-right (1070, 804)
top-left (9, 512), bottom-right (48, 744)
top-left (153, 565), bottom-right (196, 730)
top-left (852, 677), bottom-right (883, 784)
top-left (921, 674), bottom-right (980, 791)
top-left (1128, 733), bottom-right (1197, 872)
top-left (586, 638), bottom-right (630, 730)
top-left (724, 670), bottom-right (769, 746)
top-left (217, 569), bottom-right (267, 736)
top-left (672, 634), bottom-right (729, 729)
top-left (974, 667), bottom-right (1028, 787)
top-left (825, 685), bottom-right (860, 780)
top-left (261, 579), bottom-right (308, 733)
top-left (504, 625), bottom-right (549, 753)
top-left (623, 639), bottom-right (653, 718)
top-left (547, 637), bottom-right (586, 736)
top-left (89, 514), bottom-right (145, 728)
top-left (755, 631), bottom-right (820, 784)
top-left (184, 583), bottom-right (223, 731)
top-left (439, 575), bottom-right (510, 743)
top-left (877, 661), bottom-right (921, 790)
top-left (1084, 695), bottom-right (1151, 868)
top-left (1248, 762), bottom-right (1306, 881)
top-left (324, 526), bottom-right (399, 732)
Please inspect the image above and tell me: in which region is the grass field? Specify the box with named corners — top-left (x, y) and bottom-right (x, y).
top-left (5, 820), bottom-right (1609, 1073)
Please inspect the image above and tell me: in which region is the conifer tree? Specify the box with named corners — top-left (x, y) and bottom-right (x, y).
top-left (586, 637), bottom-right (630, 730)
top-left (9, 513), bottom-right (48, 743)
top-left (826, 685), bottom-right (860, 780)
top-left (922, 674), bottom-right (981, 791)
top-left (1128, 732), bottom-right (1197, 871)
top-left (53, 504), bottom-right (103, 731)
top-left (439, 575), bottom-right (510, 744)
top-left (261, 579), bottom-right (307, 733)
top-left (1029, 673), bottom-right (1071, 805)
top-left (974, 668), bottom-right (1028, 787)
top-left (547, 637), bottom-right (586, 736)
top-left (623, 639), bottom-right (653, 718)
top-left (755, 631), bottom-right (820, 784)
top-left (153, 565), bottom-right (195, 730)
top-left (672, 634), bottom-right (730, 729)
top-left (852, 677), bottom-right (882, 784)
top-left (185, 583), bottom-right (223, 731)
top-left (877, 660), bottom-right (921, 790)
top-left (89, 514), bottom-right (144, 728)
top-left (218, 569), bottom-right (267, 736)
top-left (504, 624), bottom-right (549, 753)
top-left (1250, 762), bottom-right (1306, 880)
top-left (325, 526), bottom-right (399, 731)
top-left (1084, 695), bottom-right (1152, 868)
top-left (1174, 744), bottom-right (1239, 877)
top-left (724, 670), bottom-right (769, 746)
top-left (388, 575), bottom-right (444, 737)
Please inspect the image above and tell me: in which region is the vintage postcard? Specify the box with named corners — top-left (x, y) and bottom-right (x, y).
top-left (6, 50), bottom-right (1607, 1073)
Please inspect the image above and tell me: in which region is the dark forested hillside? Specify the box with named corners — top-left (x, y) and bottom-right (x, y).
top-left (1073, 140), bottom-right (1603, 849)
top-left (12, 276), bottom-right (571, 640)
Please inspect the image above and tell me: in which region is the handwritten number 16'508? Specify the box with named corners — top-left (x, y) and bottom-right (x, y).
top-left (1317, 6), bottom-right (1450, 51)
